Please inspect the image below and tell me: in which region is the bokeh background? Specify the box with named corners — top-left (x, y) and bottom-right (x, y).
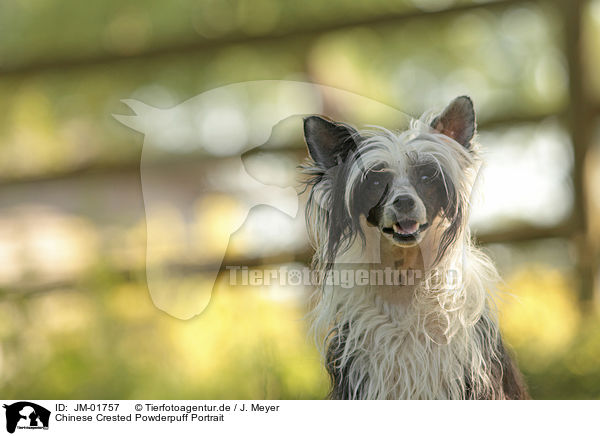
top-left (1, 0), bottom-right (600, 399)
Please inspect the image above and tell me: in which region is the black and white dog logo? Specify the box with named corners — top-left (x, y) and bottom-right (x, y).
top-left (3, 402), bottom-right (50, 434)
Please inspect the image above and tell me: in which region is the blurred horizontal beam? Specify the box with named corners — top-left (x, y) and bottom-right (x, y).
top-left (0, 106), bottom-right (583, 188)
top-left (171, 222), bottom-right (579, 272)
top-left (477, 110), bottom-right (567, 131)
top-left (0, 269), bottom-right (139, 299)
top-left (473, 222), bottom-right (573, 244)
top-left (0, 221), bottom-right (577, 298)
top-left (0, 0), bottom-right (532, 77)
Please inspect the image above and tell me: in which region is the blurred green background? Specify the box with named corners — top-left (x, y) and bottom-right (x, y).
top-left (1, 0), bottom-right (600, 399)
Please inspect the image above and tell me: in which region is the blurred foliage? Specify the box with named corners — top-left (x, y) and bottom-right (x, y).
top-left (1, 264), bottom-right (599, 399)
top-left (500, 267), bottom-right (600, 399)
top-left (0, 273), bottom-right (328, 399)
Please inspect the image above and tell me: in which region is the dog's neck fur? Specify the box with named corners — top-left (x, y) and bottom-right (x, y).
top-left (370, 215), bottom-right (448, 305)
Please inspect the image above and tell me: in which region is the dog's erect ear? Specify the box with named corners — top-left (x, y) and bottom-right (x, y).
top-left (430, 96), bottom-right (476, 148)
top-left (303, 116), bottom-right (358, 168)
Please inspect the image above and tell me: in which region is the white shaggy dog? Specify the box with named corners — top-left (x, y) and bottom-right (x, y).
top-left (302, 96), bottom-right (528, 399)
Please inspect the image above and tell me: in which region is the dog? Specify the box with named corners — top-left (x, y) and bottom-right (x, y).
top-left (301, 96), bottom-right (529, 399)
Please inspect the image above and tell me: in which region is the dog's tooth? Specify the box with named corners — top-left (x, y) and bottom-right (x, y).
top-left (393, 223), bottom-right (401, 233)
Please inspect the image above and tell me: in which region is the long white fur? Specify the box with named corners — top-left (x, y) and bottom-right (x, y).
top-left (306, 117), bottom-right (506, 400)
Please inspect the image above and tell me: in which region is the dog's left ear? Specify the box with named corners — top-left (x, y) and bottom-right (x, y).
top-left (430, 96), bottom-right (476, 149)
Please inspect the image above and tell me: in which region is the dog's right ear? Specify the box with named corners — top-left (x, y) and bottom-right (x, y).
top-left (303, 116), bottom-right (358, 168)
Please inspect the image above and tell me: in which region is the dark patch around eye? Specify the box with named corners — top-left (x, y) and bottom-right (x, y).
top-left (352, 167), bottom-right (392, 226)
top-left (365, 170), bottom-right (388, 193)
top-left (364, 167), bottom-right (391, 196)
top-left (411, 162), bottom-right (452, 224)
top-left (416, 163), bottom-right (440, 183)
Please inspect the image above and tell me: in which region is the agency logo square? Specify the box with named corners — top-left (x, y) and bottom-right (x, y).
top-left (3, 402), bottom-right (50, 434)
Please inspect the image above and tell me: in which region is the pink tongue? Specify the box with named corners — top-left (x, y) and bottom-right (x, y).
top-left (393, 221), bottom-right (419, 235)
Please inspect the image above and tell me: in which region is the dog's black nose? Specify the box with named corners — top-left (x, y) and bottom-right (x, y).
top-left (393, 195), bottom-right (415, 212)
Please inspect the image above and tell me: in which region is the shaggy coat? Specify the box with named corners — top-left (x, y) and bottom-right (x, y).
top-left (302, 96), bottom-right (529, 400)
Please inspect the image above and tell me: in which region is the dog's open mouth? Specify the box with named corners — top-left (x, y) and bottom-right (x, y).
top-left (382, 220), bottom-right (429, 242)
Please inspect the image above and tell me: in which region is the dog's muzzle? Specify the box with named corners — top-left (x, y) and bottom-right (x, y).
top-left (380, 194), bottom-right (428, 245)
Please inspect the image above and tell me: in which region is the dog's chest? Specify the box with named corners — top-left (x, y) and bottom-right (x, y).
top-left (328, 298), bottom-right (468, 400)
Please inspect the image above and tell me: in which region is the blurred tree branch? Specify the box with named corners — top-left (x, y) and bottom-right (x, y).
top-left (0, 0), bottom-right (529, 77)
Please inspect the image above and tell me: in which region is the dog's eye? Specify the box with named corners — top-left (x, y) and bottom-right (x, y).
top-left (419, 167), bottom-right (438, 183)
top-left (367, 178), bottom-right (382, 191)
top-left (364, 172), bottom-right (386, 193)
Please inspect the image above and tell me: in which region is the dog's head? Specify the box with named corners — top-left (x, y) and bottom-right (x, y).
top-left (303, 96), bottom-right (478, 263)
